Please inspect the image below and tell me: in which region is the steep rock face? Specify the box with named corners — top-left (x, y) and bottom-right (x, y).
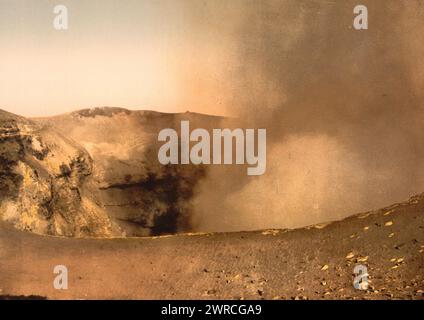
top-left (0, 109), bottom-right (116, 237)
top-left (0, 108), bottom-right (223, 237)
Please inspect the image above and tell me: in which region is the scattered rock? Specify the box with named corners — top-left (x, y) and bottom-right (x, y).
top-left (346, 252), bottom-right (355, 259)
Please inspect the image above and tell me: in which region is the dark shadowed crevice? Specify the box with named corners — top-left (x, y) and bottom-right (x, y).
top-left (101, 165), bottom-right (207, 236)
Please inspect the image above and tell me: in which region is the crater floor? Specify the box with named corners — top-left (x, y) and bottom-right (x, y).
top-left (1, 194), bottom-right (423, 300)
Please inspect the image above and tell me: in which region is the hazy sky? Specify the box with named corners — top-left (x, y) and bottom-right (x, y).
top-left (0, 0), bottom-right (244, 117)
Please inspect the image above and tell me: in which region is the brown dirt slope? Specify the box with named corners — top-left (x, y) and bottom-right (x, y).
top-left (0, 193), bottom-right (423, 300)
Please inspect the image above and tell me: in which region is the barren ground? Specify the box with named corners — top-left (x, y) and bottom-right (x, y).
top-left (1, 194), bottom-right (423, 300)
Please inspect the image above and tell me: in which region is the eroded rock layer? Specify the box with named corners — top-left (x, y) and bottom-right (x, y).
top-left (0, 108), bottom-right (222, 237)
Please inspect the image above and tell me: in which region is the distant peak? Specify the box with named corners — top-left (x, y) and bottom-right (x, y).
top-left (0, 108), bottom-right (30, 123)
top-left (71, 107), bottom-right (132, 118)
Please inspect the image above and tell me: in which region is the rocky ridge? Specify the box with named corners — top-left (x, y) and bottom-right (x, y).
top-left (0, 107), bottom-right (222, 237)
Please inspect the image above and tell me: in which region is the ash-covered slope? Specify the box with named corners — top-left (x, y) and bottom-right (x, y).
top-left (0, 107), bottom-right (223, 237)
top-left (0, 193), bottom-right (423, 300)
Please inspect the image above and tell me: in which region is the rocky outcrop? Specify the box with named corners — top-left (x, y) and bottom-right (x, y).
top-left (0, 109), bottom-right (115, 237)
top-left (0, 108), bottom-right (222, 237)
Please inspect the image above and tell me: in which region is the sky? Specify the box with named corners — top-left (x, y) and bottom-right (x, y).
top-left (0, 0), bottom-right (244, 117)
